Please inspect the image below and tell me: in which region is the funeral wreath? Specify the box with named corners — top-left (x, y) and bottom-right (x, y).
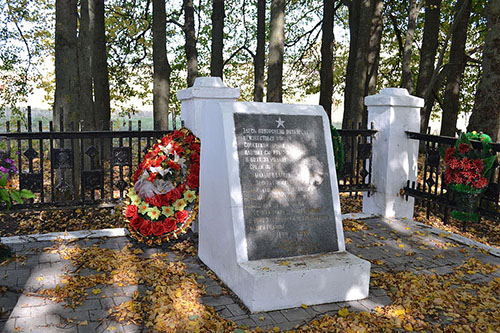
top-left (124, 128), bottom-right (200, 245)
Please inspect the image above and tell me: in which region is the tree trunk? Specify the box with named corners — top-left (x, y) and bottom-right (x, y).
top-left (266, 0), bottom-right (285, 103)
top-left (152, 0), bottom-right (171, 130)
top-left (343, 0), bottom-right (360, 128)
top-left (440, 0), bottom-right (471, 137)
top-left (467, 0), bottom-right (500, 141)
top-left (401, 0), bottom-right (423, 93)
top-left (183, 0), bottom-right (198, 87)
top-left (422, 0), bottom-right (469, 133)
top-left (365, 0), bottom-right (383, 96)
top-left (210, 0), bottom-right (224, 79)
top-left (343, 0), bottom-right (372, 129)
top-left (416, 0), bottom-right (441, 133)
top-left (92, 0), bottom-right (110, 131)
top-left (254, 0), bottom-right (266, 102)
top-left (319, 0), bottom-right (335, 122)
top-left (54, 0), bottom-right (80, 129)
top-left (78, 0), bottom-right (95, 130)
top-left (54, 0), bottom-right (80, 199)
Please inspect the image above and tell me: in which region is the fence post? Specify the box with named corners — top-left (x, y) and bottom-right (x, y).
top-left (177, 77), bottom-right (240, 139)
top-left (363, 88), bottom-right (424, 219)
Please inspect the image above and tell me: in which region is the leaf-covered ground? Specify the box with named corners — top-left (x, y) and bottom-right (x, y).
top-left (0, 207), bottom-right (127, 237)
top-left (27, 233), bottom-right (499, 333)
top-left (1, 187), bottom-right (499, 331)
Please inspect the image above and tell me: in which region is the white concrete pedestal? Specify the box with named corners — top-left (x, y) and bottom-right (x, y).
top-left (202, 250), bottom-right (370, 312)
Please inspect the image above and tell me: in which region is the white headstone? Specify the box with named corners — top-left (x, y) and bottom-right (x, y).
top-left (198, 101), bottom-right (370, 312)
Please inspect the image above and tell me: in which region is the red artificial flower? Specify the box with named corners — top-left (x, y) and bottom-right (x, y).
top-left (185, 135), bottom-right (194, 144)
top-left (460, 158), bottom-right (473, 171)
top-left (164, 218), bottom-right (177, 232)
top-left (474, 177), bottom-right (488, 189)
top-left (447, 157), bottom-right (460, 170)
top-left (158, 193), bottom-right (170, 206)
top-left (190, 163), bottom-right (200, 176)
top-left (139, 221), bottom-right (153, 236)
top-left (472, 159), bottom-right (484, 172)
top-left (161, 135), bottom-right (172, 145)
top-left (190, 143), bottom-right (201, 153)
top-left (187, 174), bottom-right (199, 189)
top-left (191, 152), bottom-right (200, 163)
top-left (458, 143), bottom-right (470, 155)
top-left (173, 130), bottom-right (184, 138)
top-left (133, 168), bottom-right (143, 183)
top-left (145, 195), bottom-right (162, 207)
top-left (167, 160), bottom-right (181, 170)
top-left (147, 172), bottom-right (157, 182)
top-left (152, 221), bottom-right (166, 236)
top-left (169, 187), bottom-right (182, 201)
top-left (125, 205), bottom-right (138, 218)
top-left (175, 210), bottom-right (188, 222)
top-left (174, 145), bottom-right (184, 155)
top-left (445, 147), bottom-right (455, 161)
top-left (129, 216), bottom-right (144, 230)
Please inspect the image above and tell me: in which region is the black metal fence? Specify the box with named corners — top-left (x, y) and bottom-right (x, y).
top-left (337, 125), bottom-right (377, 195)
top-left (0, 108), bottom-right (177, 211)
top-left (403, 131), bottom-right (500, 229)
top-left (0, 108), bottom-right (376, 211)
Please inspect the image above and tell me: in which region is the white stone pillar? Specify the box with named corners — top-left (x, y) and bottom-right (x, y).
top-left (362, 88), bottom-right (424, 219)
top-left (177, 77), bottom-right (239, 233)
top-left (177, 77), bottom-right (240, 139)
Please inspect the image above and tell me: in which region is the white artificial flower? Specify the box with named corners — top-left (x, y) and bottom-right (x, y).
top-left (160, 143), bottom-right (173, 154)
top-left (174, 152), bottom-right (186, 169)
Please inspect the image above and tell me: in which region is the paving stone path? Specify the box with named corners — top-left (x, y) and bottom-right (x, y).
top-left (0, 217), bottom-right (499, 332)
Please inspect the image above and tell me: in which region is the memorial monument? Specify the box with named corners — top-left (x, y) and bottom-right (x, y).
top-left (197, 99), bottom-right (370, 312)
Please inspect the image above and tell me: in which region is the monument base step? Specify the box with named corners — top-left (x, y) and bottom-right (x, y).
top-left (227, 251), bottom-right (370, 313)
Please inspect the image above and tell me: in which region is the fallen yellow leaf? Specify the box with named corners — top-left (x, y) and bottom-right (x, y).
top-left (338, 308), bottom-right (349, 317)
top-left (91, 288), bottom-right (102, 295)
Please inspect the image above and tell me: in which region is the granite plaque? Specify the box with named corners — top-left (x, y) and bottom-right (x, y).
top-left (234, 113), bottom-right (339, 260)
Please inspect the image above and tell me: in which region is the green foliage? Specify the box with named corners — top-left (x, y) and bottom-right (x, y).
top-left (331, 126), bottom-right (344, 177)
top-left (0, 173), bottom-right (35, 210)
top-left (0, 0), bottom-right (53, 117)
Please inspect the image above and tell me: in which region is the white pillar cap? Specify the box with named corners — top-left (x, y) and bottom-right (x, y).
top-left (364, 88), bottom-right (424, 108)
top-left (177, 77), bottom-right (240, 101)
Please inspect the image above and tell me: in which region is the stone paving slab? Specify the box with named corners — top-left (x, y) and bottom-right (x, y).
top-left (0, 216), bottom-right (498, 332)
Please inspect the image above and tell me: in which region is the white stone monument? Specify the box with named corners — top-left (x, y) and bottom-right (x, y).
top-left (195, 94), bottom-right (370, 312)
